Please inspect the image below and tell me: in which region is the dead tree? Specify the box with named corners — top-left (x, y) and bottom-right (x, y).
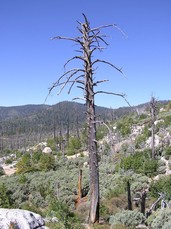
top-left (140, 190), bottom-right (147, 215)
top-left (127, 180), bottom-right (132, 210)
top-left (48, 14), bottom-right (126, 224)
top-left (146, 192), bottom-right (165, 218)
top-left (150, 97), bottom-right (158, 159)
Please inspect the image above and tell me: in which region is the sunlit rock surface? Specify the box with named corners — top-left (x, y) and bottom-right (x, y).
top-left (0, 208), bottom-right (49, 229)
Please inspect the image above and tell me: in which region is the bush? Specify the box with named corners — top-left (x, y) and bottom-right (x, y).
top-left (116, 117), bottom-right (133, 137)
top-left (46, 199), bottom-right (82, 229)
top-left (47, 138), bottom-right (57, 151)
top-left (143, 159), bottom-right (158, 177)
top-left (109, 210), bottom-right (145, 228)
top-left (0, 183), bottom-right (11, 208)
top-left (164, 115), bottom-right (171, 127)
top-left (157, 165), bottom-right (166, 174)
top-left (135, 126), bottom-right (151, 149)
top-left (39, 153), bottom-right (55, 171)
top-left (135, 135), bottom-right (146, 149)
top-left (16, 152), bottom-right (55, 173)
top-left (16, 153), bottom-right (32, 173)
top-left (149, 176), bottom-right (171, 198)
top-left (164, 146), bottom-right (171, 159)
top-left (5, 158), bottom-right (13, 164)
top-left (163, 220), bottom-right (171, 229)
top-left (66, 137), bottom-right (82, 156)
top-left (168, 160), bottom-right (171, 170)
top-left (147, 209), bottom-right (171, 229)
top-left (96, 125), bottom-right (108, 141)
top-left (120, 150), bottom-right (158, 176)
top-left (0, 166), bottom-right (5, 176)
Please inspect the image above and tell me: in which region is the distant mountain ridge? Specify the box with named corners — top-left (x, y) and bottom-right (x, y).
top-left (0, 101), bottom-right (126, 122)
top-left (0, 100), bottom-right (170, 122)
top-left (0, 104), bottom-right (49, 121)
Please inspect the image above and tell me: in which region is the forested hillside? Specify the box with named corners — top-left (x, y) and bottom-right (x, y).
top-left (0, 101), bottom-right (135, 152)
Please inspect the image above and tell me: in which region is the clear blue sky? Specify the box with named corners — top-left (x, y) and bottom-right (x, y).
top-left (0, 0), bottom-right (171, 108)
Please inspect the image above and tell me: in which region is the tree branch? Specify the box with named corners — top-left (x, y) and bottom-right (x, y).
top-left (58, 70), bottom-right (85, 95)
top-left (72, 97), bottom-right (86, 101)
top-left (95, 36), bottom-right (109, 46)
top-left (92, 59), bottom-right (124, 75)
top-left (93, 79), bottom-right (109, 86)
top-left (95, 91), bottom-right (131, 107)
top-left (64, 56), bottom-right (86, 69)
top-left (90, 24), bottom-right (115, 32)
top-left (51, 36), bottom-right (84, 46)
top-left (68, 75), bottom-right (85, 94)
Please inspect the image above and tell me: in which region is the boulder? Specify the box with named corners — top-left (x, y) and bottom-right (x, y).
top-left (0, 208), bottom-right (49, 229)
top-left (42, 147), bottom-right (52, 154)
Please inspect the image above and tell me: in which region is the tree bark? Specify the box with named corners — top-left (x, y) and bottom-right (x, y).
top-left (150, 97), bottom-right (157, 159)
top-left (140, 191), bottom-right (146, 215)
top-left (127, 180), bottom-right (132, 210)
top-left (82, 22), bottom-right (100, 224)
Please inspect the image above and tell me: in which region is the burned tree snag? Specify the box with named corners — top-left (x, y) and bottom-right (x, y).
top-left (75, 169), bottom-right (83, 209)
top-left (75, 169), bottom-right (88, 209)
top-left (140, 190), bottom-right (147, 215)
top-left (48, 14), bottom-right (126, 225)
top-left (78, 169), bottom-right (83, 200)
top-left (127, 180), bottom-right (132, 210)
top-left (150, 97), bottom-right (158, 159)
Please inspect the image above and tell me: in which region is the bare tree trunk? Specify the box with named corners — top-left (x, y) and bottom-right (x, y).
top-left (87, 98), bottom-right (99, 223)
top-left (82, 21), bottom-right (100, 223)
top-left (151, 120), bottom-right (155, 159)
top-left (78, 169), bottom-right (83, 200)
top-left (150, 97), bottom-right (157, 159)
top-left (140, 191), bottom-right (146, 215)
top-left (127, 180), bottom-right (132, 210)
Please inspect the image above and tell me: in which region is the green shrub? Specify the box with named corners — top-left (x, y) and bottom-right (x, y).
top-left (47, 138), bottom-right (57, 151)
top-left (96, 125), bottom-right (108, 141)
top-left (120, 150), bottom-right (158, 176)
top-left (147, 209), bottom-right (171, 229)
top-left (16, 152), bottom-right (55, 173)
top-left (157, 165), bottom-right (166, 174)
top-left (135, 135), bottom-right (146, 149)
top-left (164, 115), bottom-right (171, 127)
top-left (143, 159), bottom-right (158, 177)
top-left (168, 160), bottom-right (171, 170)
top-left (139, 113), bottom-right (148, 120)
top-left (135, 126), bottom-right (151, 149)
top-left (46, 199), bottom-right (82, 229)
top-left (150, 176), bottom-right (171, 198)
top-left (0, 166), bottom-right (5, 176)
top-left (21, 201), bottom-right (43, 216)
top-left (66, 137), bottom-right (82, 156)
top-left (5, 158), bottom-right (13, 164)
top-left (158, 159), bottom-right (166, 167)
top-left (163, 220), bottom-right (171, 229)
top-left (39, 153), bottom-right (55, 171)
top-left (106, 186), bottom-right (125, 199)
top-left (116, 117), bottom-right (133, 137)
top-left (109, 210), bottom-right (145, 228)
top-left (18, 174), bottom-right (28, 184)
top-left (15, 150), bottom-right (23, 159)
top-left (16, 153), bottom-right (32, 173)
top-left (164, 146), bottom-right (171, 159)
top-left (0, 183), bottom-right (11, 208)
